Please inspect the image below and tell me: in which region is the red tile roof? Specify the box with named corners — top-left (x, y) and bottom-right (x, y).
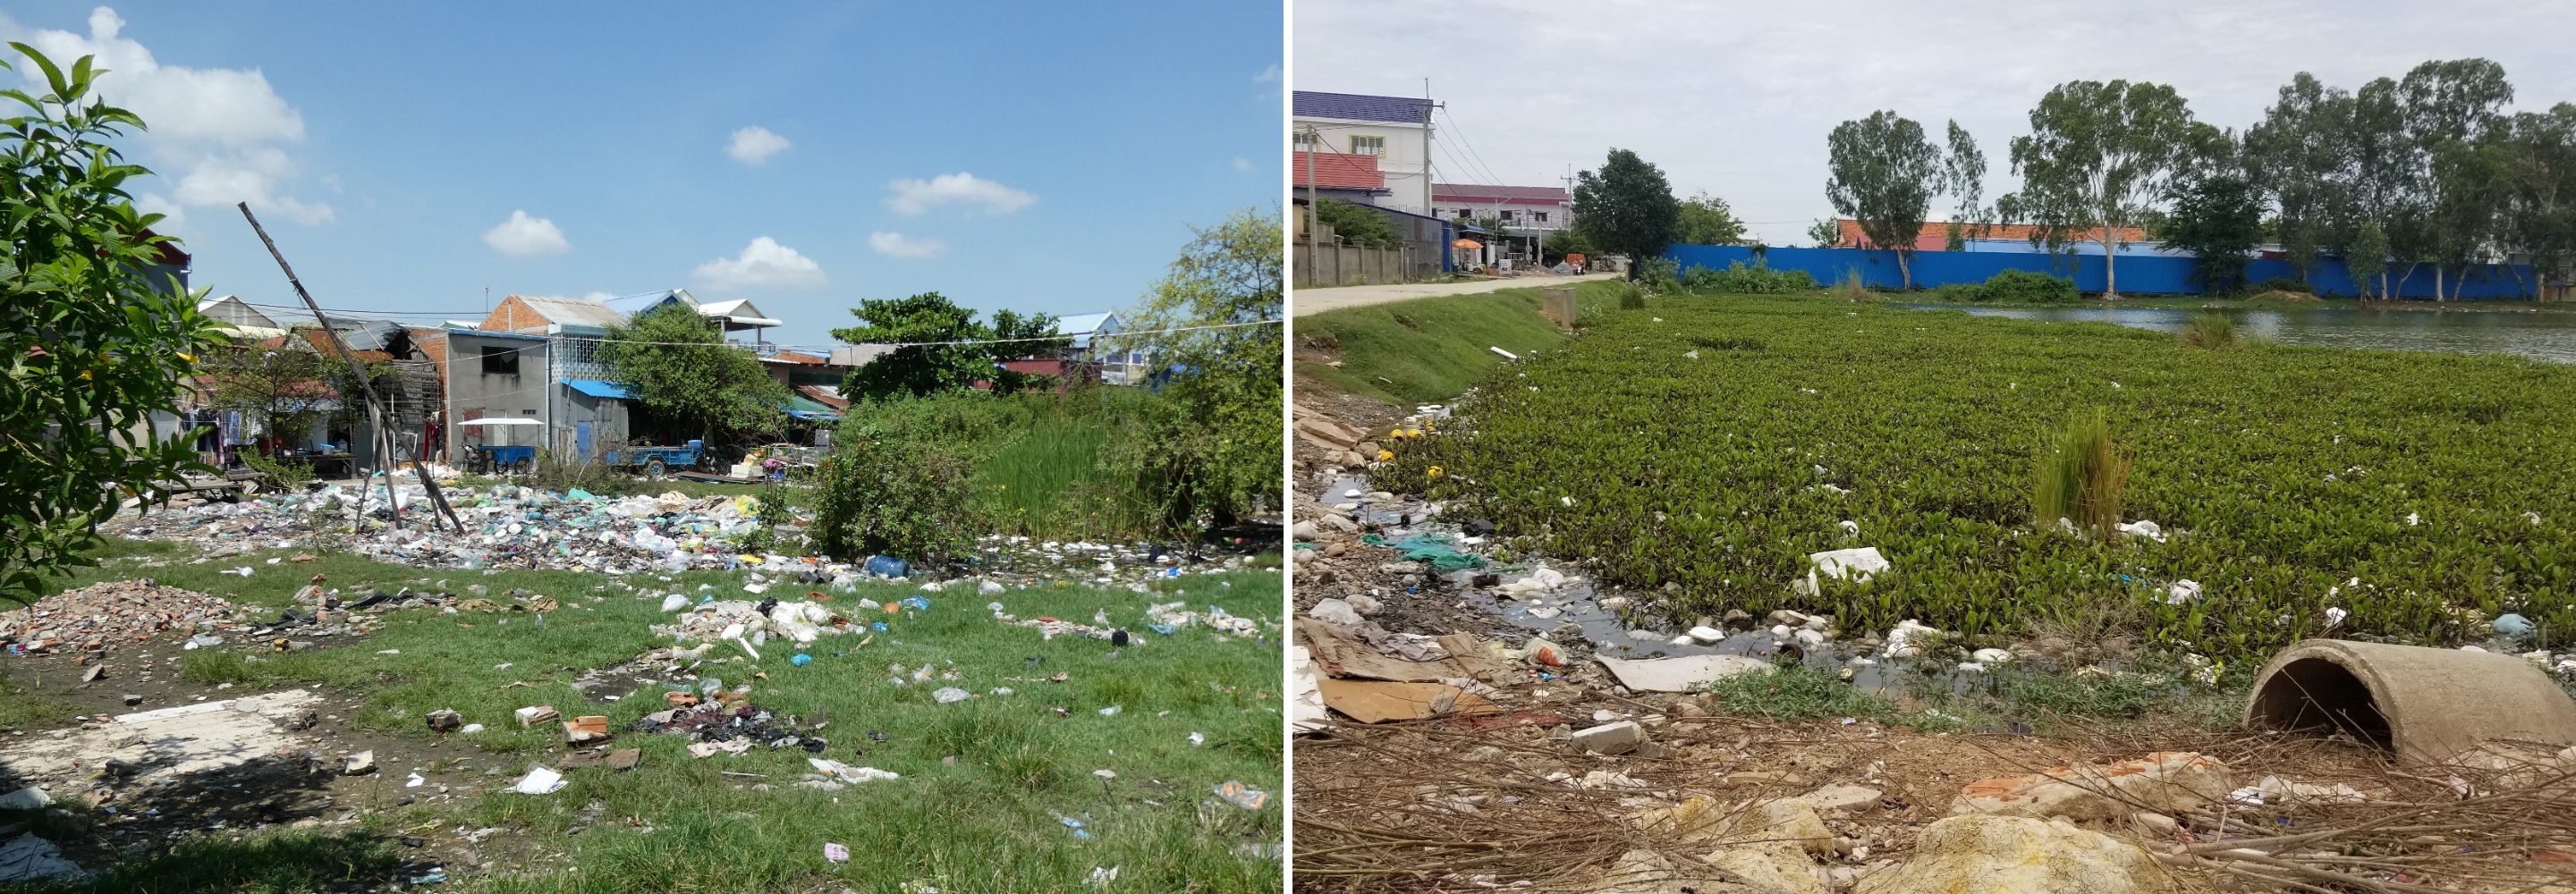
top-left (1835, 219), bottom-right (2148, 251)
top-left (411, 328), bottom-right (450, 382)
top-left (1432, 183), bottom-right (1568, 204)
top-left (770, 350), bottom-right (828, 365)
top-left (1292, 151), bottom-right (1385, 191)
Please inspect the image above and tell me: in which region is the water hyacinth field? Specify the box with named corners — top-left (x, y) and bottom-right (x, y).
top-left (1377, 296), bottom-right (2576, 662)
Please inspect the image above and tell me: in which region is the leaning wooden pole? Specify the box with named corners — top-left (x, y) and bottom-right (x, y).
top-left (238, 203), bottom-right (466, 533)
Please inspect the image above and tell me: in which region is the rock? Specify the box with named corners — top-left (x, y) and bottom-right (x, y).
top-left (606, 748), bottom-right (640, 771)
top-left (1855, 814), bottom-right (2172, 894)
top-left (1671, 700), bottom-right (1707, 719)
top-left (425, 709), bottom-right (462, 733)
top-left (1309, 599), bottom-right (1363, 628)
top-left (1701, 841), bottom-right (1830, 894)
top-left (1797, 783), bottom-right (1883, 814)
top-left (1951, 752), bottom-right (2229, 822)
top-left (0, 786), bottom-right (51, 810)
top-left (1767, 610), bottom-right (1811, 628)
top-left (1722, 609), bottom-right (1753, 627)
top-left (1570, 721), bottom-right (1646, 755)
top-left (343, 751), bottom-right (377, 776)
top-left (1687, 626), bottom-right (1726, 644)
top-left (2131, 812), bottom-right (2179, 837)
top-left (1734, 799), bottom-right (1838, 857)
top-left (1590, 848), bottom-right (1717, 894)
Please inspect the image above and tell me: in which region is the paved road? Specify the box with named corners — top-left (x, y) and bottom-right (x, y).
top-left (1292, 272), bottom-right (1623, 316)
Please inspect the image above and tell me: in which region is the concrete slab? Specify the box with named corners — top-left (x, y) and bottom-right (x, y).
top-left (2, 689), bottom-right (322, 781)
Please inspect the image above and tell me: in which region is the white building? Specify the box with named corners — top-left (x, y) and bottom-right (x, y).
top-left (1292, 90), bottom-right (1435, 216)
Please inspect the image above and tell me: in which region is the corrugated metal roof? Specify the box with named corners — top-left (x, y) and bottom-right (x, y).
top-left (512, 295), bottom-right (629, 330)
top-left (1055, 312), bottom-right (1116, 350)
top-left (1293, 90), bottom-right (1432, 124)
top-left (1433, 183), bottom-right (1569, 204)
top-left (564, 379), bottom-right (634, 400)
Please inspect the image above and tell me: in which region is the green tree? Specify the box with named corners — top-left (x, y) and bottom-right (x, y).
top-left (830, 293), bottom-right (1069, 400)
top-left (2245, 72), bottom-right (2356, 284)
top-left (600, 303), bottom-right (790, 445)
top-left (2158, 173), bottom-right (2267, 292)
top-left (1674, 191), bottom-right (1748, 245)
top-left (1806, 217), bottom-right (1843, 248)
top-left (2346, 219), bottom-right (2392, 298)
top-left (1572, 148), bottom-right (1681, 281)
top-left (2401, 59), bottom-right (2514, 299)
top-left (1826, 110), bottom-right (1946, 289)
top-left (1942, 121), bottom-right (1990, 250)
top-left (1542, 228), bottom-right (1595, 261)
top-left (1998, 80), bottom-right (2210, 298)
top-left (2499, 105), bottom-right (2576, 297)
top-left (0, 44), bottom-right (223, 600)
top-left (203, 342), bottom-right (321, 440)
top-left (1108, 208), bottom-right (1282, 529)
top-left (1310, 197), bottom-right (1399, 248)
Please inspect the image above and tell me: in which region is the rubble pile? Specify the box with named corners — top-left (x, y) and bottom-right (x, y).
top-left (0, 581), bottom-right (238, 656)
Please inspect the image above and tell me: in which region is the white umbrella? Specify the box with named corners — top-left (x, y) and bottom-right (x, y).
top-left (457, 417), bottom-right (546, 426)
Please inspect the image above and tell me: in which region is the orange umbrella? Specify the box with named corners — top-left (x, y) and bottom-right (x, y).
top-left (1453, 239), bottom-right (1483, 249)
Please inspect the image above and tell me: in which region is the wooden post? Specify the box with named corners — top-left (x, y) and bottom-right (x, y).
top-left (239, 203), bottom-right (466, 533)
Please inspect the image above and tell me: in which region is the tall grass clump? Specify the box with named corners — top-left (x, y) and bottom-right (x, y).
top-left (2180, 312), bottom-right (2240, 349)
top-left (2031, 408), bottom-right (2131, 540)
top-left (1832, 267), bottom-right (1870, 300)
top-left (1682, 261), bottom-right (1818, 294)
top-left (1617, 283), bottom-right (1648, 310)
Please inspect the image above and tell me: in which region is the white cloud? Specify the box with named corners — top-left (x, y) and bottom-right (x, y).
top-left (482, 210), bottom-right (569, 257)
top-left (1256, 63), bottom-right (1280, 83)
top-left (691, 237), bottom-right (826, 291)
top-left (868, 231), bottom-right (947, 258)
top-left (886, 173), bottom-right (1036, 215)
top-left (5, 7), bottom-right (331, 230)
top-left (1233, 156), bottom-right (1255, 172)
top-left (726, 126), bottom-right (791, 165)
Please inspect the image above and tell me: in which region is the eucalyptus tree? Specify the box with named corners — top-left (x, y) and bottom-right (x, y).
top-left (1998, 80), bottom-right (2210, 298)
top-left (1825, 110), bottom-right (1945, 289)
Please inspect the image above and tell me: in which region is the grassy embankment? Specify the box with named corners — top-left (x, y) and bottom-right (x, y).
top-left (1292, 280), bottom-right (1634, 406)
top-left (1373, 292), bottom-right (2576, 666)
top-left (18, 538), bottom-right (1283, 893)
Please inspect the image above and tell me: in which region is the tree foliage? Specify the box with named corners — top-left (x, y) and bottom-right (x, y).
top-left (830, 293), bottom-right (1068, 400)
top-left (1826, 111), bottom-right (1948, 289)
top-left (2346, 220), bottom-right (2392, 298)
top-left (1942, 122), bottom-right (1991, 250)
top-left (1999, 80), bottom-right (2210, 297)
top-left (1572, 148), bottom-right (1680, 280)
top-left (1310, 197), bottom-right (1398, 249)
top-left (600, 303), bottom-right (789, 444)
top-left (0, 44), bottom-right (222, 600)
top-left (1106, 207), bottom-right (1283, 528)
top-left (1542, 228), bottom-right (1595, 258)
top-left (2157, 173), bottom-right (2267, 292)
top-left (202, 342), bottom-right (335, 443)
top-left (1674, 191), bottom-right (1749, 245)
top-left (1805, 218), bottom-right (1843, 248)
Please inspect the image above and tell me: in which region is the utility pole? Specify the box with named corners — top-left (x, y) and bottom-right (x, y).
top-left (1302, 125), bottom-right (1319, 289)
top-left (1420, 78), bottom-right (1434, 218)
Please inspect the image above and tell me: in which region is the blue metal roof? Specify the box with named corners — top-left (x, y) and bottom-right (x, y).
top-left (564, 379), bottom-right (634, 400)
top-left (1293, 91), bottom-right (1432, 124)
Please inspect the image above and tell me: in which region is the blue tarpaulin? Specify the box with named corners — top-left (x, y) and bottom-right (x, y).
top-left (564, 379), bottom-right (634, 400)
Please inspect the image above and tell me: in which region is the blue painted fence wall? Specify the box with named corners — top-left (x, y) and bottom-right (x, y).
top-left (1665, 245), bottom-right (2540, 299)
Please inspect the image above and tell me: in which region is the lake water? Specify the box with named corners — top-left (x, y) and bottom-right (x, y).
top-left (1911, 304), bottom-right (2576, 365)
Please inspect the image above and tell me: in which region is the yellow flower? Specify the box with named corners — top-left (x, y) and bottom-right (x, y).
top-left (1426, 466), bottom-right (1445, 478)
top-left (1390, 428), bottom-right (1405, 439)
top-left (1376, 450), bottom-right (1394, 462)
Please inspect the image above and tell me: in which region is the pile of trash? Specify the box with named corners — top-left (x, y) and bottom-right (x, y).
top-left (0, 580), bottom-right (238, 656)
top-left (115, 482), bottom-right (1258, 586)
top-left (990, 599), bottom-right (1265, 642)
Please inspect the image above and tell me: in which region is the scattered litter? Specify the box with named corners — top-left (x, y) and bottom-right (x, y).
top-left (1597, 654), bottom-right (1773, 693)
top-left (1213, 780), bottom-right (1270, 810)
top-left (509, 766), bottom-right (565, 795)
top-left (933, 687), bottom-right (971, 704)
top-left (825, 842), bottom-right (850, 864)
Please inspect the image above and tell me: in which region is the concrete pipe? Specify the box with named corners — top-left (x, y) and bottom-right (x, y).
top-left (2244, 638), bottom-right (2576, 764)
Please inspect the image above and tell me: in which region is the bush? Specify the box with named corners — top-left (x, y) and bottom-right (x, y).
top-left (1979, 269), bottom-right (2081, 305)
top-left (809, 424), bottom-right (976, 569)
top-left (2180, 313), bottom-right (2240, 349)
top-left (241, 451), bottom-right (311, 492)
top-left (1931, 283), bottom-right (1985, 303)
top-left (523, 448), bottom-right (631, 496)
top-left (2249, 276), bottom-right (2310, 294)
top-left (1639, 257), bottom-right (1682, 294)
top-left (835, 390), bottom-right (1167, 539)
top-left (1617, 283), bottom-right (1648, 310)
top-left (1681, 260), bottom-right (1818, 295)
top-left (2031, 408), bottom-right (2131, 540)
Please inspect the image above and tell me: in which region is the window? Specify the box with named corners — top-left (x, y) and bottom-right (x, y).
top-left (1533, 212), bottom-right (1549, 224)
top-left (1292, 131), bottom-right (1318, 152)
top-left (481, 345), bottom-right (518, 375)
top-left (1350, 135), bottom-right (1385, 156)
top-left (1499, 210), bottom-right (1520, 224)
top-left (1455, 209), bottom-right (1472, 220)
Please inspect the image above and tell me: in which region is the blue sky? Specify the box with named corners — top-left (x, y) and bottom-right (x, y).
top-left (4, 3), bottom-right (1282, 344)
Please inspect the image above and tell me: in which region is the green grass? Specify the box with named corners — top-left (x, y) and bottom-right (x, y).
top-left (1701, 663), bottom-right (1892, 721)
top-left (1293, 280), bottom-right (1634, 405)
top-left (17, 542), bottom-right (1284, 893)
top-left (1377, 293), bottom-right (2576, 662)
top-left (843, 389), bottom-right (1172, 540)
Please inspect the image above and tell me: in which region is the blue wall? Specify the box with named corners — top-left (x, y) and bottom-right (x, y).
top-left (1665, 245), bottom-right (2539, 299)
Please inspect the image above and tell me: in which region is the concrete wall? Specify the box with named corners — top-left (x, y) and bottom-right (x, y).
top-left (1294, 242), bottom-right (1437, 287)
top-left (444, 331), bottom-right (548, 460)
top-left (1666, 244), bottom-right (2542, 299)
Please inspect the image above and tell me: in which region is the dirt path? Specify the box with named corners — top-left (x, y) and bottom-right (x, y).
top-left (1292, 272), bottom-right (1621, 316)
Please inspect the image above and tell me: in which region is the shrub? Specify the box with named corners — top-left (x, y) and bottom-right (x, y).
top-left (1682, 261), bottom-right (1819, 295)
top-left (1931, 283), bottom-right (1985, 303)
top-left (1617, 284), bottom-right (1648, 310)
top-left (524, 448), bottom-right (631, 496)
top-left (242, 452), bottom-right (311, 492)
top-left (2249, 276), bottom-right (2310, 294)
top-left (809, 425), bottom-right (976, 569)
top-left (1979, 269), bottom-right (2080, 305)
top-left (1639, 257), bottom-right (1682, 294)
top-left (2031, 408), bottom-right (2131, 540)
top-left (2180, 313), bottom-right (2239, 349)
